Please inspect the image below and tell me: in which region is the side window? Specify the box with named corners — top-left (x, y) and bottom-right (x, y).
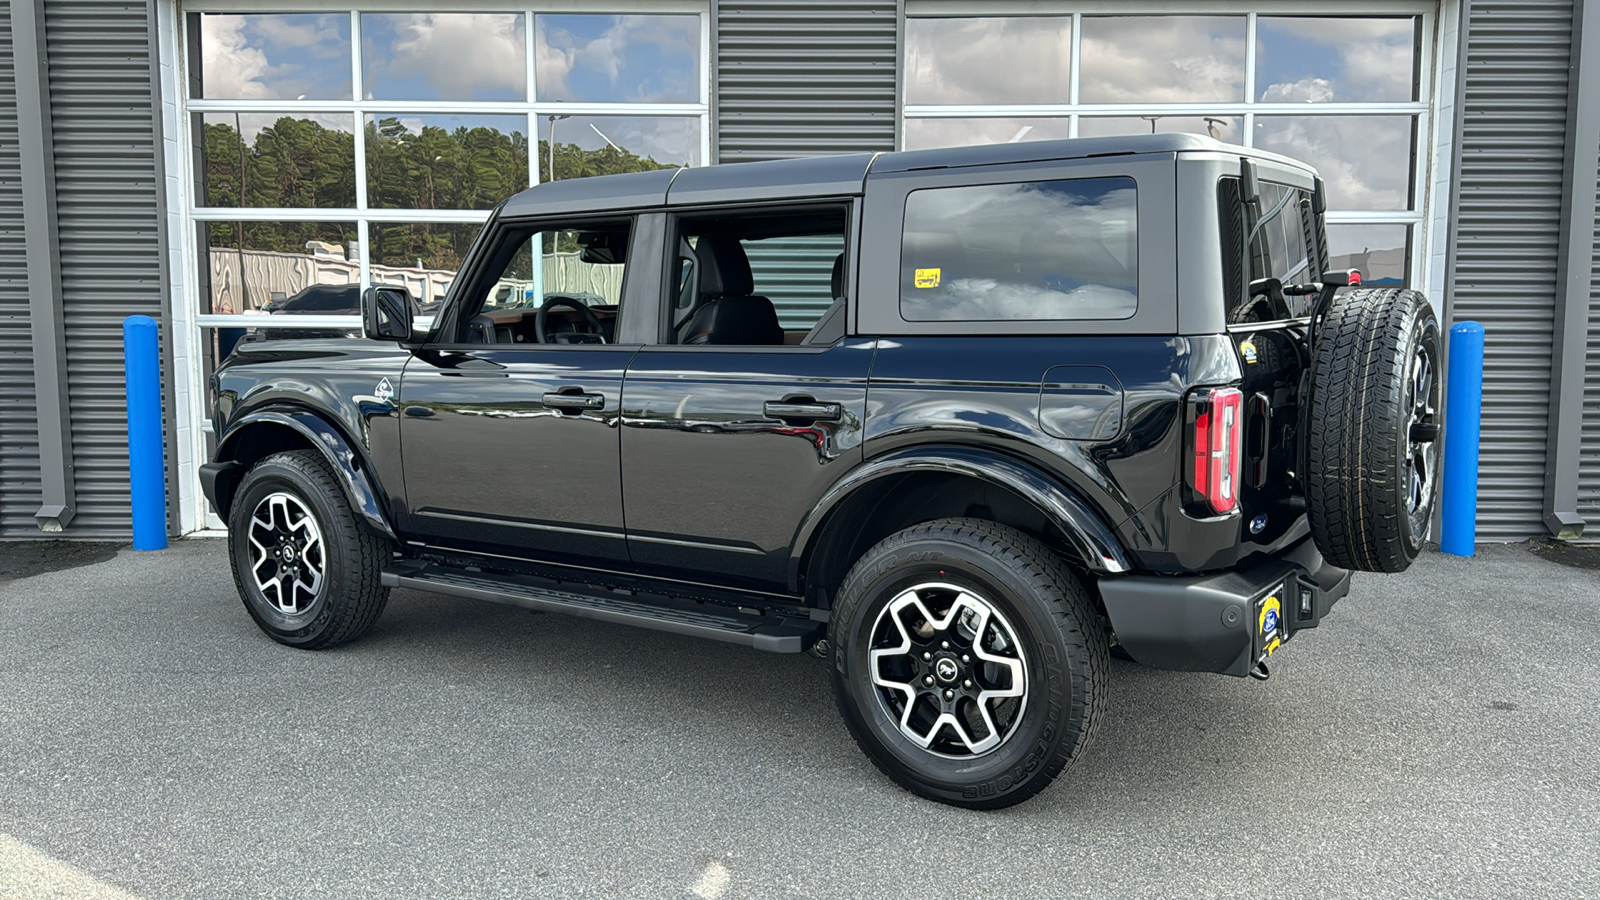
top-left (898, 176), bottom-right (1138, 322)
top-left (670, 206), bottom-right (850, 346)
top-left (1219, 177), bottom-right (1320, 322)
top-left (461, 221), bottom-right (630, 344)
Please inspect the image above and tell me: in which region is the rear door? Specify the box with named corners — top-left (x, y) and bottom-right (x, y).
top-left (619, 203), bottom-right (873, 592)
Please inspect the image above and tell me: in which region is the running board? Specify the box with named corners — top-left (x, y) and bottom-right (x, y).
top-left (381, 563), bottom-right (822, 653)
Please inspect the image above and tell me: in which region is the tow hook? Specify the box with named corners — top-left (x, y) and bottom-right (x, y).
top-left (1249, 660), bottom-right (1271, 681)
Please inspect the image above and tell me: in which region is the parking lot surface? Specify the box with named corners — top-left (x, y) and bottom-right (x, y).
top-left (1, 539), bottom-right (1597, 899)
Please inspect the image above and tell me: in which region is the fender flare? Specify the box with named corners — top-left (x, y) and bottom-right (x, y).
top-left (788, 445), bottom-right (1133, 592)
top-left (213, 409), bottom-right (397, 541)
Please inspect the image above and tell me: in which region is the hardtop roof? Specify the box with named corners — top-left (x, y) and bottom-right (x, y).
top-left (496, 133), bottom-right (1316, 218)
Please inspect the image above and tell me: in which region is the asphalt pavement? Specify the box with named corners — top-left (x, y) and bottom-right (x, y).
top-left (1, 539), bottom-right (1596, 899)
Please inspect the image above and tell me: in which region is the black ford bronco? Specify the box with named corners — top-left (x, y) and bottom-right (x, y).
top-left (203, 134), bottom-right (1441, 808)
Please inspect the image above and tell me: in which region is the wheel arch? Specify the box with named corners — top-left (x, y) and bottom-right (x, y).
top-left (211, 409), bottom-right (397, 541)
top-left (790, 445), bottom-right (1132, 601)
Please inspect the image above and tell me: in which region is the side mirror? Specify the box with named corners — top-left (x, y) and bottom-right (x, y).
top-left (363, 285), bottom-right (414, 341)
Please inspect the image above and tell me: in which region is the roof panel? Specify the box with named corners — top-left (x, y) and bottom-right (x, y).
top-left (667, 153), bottom-right (875, 206)
top-left (499, 167), bottom-right (680, 219)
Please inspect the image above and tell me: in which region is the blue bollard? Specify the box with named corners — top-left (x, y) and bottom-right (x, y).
top-left (124, 315), bottom-right (168, 550)
top-left (1439, 321), bottom-right (1485, 557)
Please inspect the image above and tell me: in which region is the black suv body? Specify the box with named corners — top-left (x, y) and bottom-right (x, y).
top-left (203, 134), bottom-right (1440, 807)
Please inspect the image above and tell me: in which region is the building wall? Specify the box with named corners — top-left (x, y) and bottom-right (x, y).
top-left (0, 2), bottom-right (44, 536)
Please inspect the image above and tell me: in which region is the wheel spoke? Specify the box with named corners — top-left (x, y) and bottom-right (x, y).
top-left (246, 491), bottom-right (325, 615)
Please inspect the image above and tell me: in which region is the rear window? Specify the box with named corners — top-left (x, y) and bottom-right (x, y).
top-left (1219, 177), bottom-right (1323, 322)
top-left (899, 176), bottom-right (1138, 322)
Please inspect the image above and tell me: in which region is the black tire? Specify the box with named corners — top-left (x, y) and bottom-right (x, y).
top-left (1306, 287), bottom-right (1441, 573)
top-left (828, 518), bottom-right (1109, 809)
top-left (227, 450), bottom-right (390, 648)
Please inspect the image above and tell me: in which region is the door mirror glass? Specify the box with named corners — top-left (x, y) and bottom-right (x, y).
top-left (363, 285), bottom-right (414, 341)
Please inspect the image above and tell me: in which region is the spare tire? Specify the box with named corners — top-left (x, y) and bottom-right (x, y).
top-left (1306, 288), bottom-right (1441, 573)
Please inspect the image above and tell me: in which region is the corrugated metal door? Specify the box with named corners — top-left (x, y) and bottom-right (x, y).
top-left (744, 234), bottom-right (844, 329)
top-left (0, 4), bottom-right (44, 536)
top-left (44, 0), bottom-right (166, 537)
top-left (1451, 0), bottom-right (1573, 539)
top-left (1580, 157), bottom-right (1600, 526)
top-left (714, 0), bottom-right (899, 162)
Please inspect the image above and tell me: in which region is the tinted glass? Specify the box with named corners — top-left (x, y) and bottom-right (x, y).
top-left (197, 14), bottom-right (352, 100)
top-left (1328, 224), bottom-right (1409, 286)
top-left (536, 15), bottom-right (700, 102)
top-left (481, 226), bottom-right (630, 313)
top-left (1253, 115), bottom-right (1416, 210)
top-left (198, 113), bottom-right (355, 209)
top-left (362, 13), bottom-right (526, 101)
top-left (905, 17), bottom-right (1071, 105)
top-left (538, 115), bottom-right (699, 180)
top-left (901, 177), bottom-right (1137, 322)
top-left (903, 117), bottom-right (1074, 151)
top-left (200, 221), bottom-right (359, 315)
top-left (365, 115), bottom-right (529, 210)
top-left (1078, 115), bottom-right (1242, 143)
top-left (1079, 16), bottom-right (1245, 102)
top-left (1218, 178), bottom-right (1319, 322)
top-left (1257, 17), bottom-right (1419, 103)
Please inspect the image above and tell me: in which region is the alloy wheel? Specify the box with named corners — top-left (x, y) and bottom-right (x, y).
top-left (247, 491), bottom-right (325, 615)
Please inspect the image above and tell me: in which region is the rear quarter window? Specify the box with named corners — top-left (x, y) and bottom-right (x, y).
top-left (899, 176), bottom-right (1138, 322)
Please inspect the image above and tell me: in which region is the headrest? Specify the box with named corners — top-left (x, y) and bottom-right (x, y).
top-left (683, 295), bottom-right (783, 345)
top-left (831, 253), bottom-right (845, 298)
top-left (695, 234), bottom-right (755, 299)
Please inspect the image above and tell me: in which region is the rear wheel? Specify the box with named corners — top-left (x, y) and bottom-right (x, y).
top-left (1306, 288), bottom-right (1441, 573)
top-left (227, 450), bottom-right (390, 648)
top-left (829, 518), bottom-right (1109, 809)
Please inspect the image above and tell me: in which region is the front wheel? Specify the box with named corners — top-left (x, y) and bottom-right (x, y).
top-left (829, 518), bottom-right (1109, 809)
top-left (227, 450), bottom-right (390, 649)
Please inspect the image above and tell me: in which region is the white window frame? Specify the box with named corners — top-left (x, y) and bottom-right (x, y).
top-left (157, 0), bottom-right (711, 532)
top-left (900, 0), bottom-right (1457, 300)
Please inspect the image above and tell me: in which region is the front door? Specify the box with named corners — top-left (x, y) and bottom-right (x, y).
top-left (400, 219), bottom-right (641, 567)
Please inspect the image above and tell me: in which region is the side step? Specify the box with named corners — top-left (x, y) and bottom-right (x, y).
top-left (381, 563), bottom-right (822, 653)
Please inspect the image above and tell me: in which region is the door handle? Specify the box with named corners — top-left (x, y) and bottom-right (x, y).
top-left (764, 400), bottom-right (842, 422)
top-left (542, 391), bottom-right (605, 411)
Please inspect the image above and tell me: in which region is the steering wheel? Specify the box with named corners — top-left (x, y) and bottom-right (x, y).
top-left (535, 296), bottom-right (607, 344)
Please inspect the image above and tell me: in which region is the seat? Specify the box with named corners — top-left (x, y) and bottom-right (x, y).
top-left (682, 235), bottom-right (784, 345)
top-left (802, 253), bottom-right (848, 345)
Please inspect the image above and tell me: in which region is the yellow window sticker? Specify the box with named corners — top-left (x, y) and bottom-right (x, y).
top-left (914, 268), bottom-right (941, 289)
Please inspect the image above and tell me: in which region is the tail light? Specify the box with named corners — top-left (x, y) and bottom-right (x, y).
top-left (1189, 387), bottom-right (1244, 515)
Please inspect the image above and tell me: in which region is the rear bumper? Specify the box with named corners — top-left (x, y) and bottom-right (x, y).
top-left (1097, 535), bottom-right (1351, 677)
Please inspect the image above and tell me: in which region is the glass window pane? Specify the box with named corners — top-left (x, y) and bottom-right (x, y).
top-left (480, 225), bottom-right (630, 317)
top-left (536, 15), bottom-right (700, 103)
top-left (197, 14), bottom-right (352, 100)
top-left (538, 115), bottom-right (698, 181)
top-left (200, 221), bottom-right (359, 316)
top-left (905, 17), bottom-right (1071, 105)
top-left (901, 177), bottom-right (1138, 322)
top-left (1257, 17), bottom-right (1418, 103)
top-left (362, 14), bottom-right (526, 101)
top-left (1327, 224), bottom-right (1410, 286)
top-left (198, 114), bottom-right (355, 209)
top-left (1253, 115), bottom-right (1416, 210)
top-left (366, 115), bottom-right (529, 211)
top-left (903, 118), bottom-right (1074, 151)
top-left (1078, 115), bottom-right (1242, 143)
top-left (1079, 16), bottom-right (1246, 103)
top-left (369, 223), bottom-right (484, 309)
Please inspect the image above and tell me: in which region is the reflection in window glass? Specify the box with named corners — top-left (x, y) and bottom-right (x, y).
top-left (362, 14), bottom-right (526, 101)
top-left (1257, 17), bottom-right (1418, 103)
top-left (1078, 115), bottom-right (1242, 143)
top-left (365, 115), bottom-right (529, 210)
top-left (1079, 16), bottom-right (1246, 103)
top-left (901, 177), bottom-right (1138, 322)
top-left (906, 18), bottom-right (1070, 105)
top-left (198, 114), bottom-right (356, 209)
top-left (1218, 178), bottom-right (1318, 322)
top-left (200, 221), bottom-right (359, 315)
top-left (538, 115), bottom-right (698, 181)
top-left (536, 15), bottom-right (700, 102)
top-left (1254, 115), bottom-right (1416, 210)
top-left (483, 225), bottom-right (631, 316)
top-left (1328, 224), bottom-right (1409, 286)
top-left (198, 14), bottom-right (352, 100)
top-left (368, 223), bottom-right (484, 308)
top-left (903, 118), bottom-right (1074, 151)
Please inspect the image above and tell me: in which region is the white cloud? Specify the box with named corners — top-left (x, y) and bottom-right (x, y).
top-left (201, 16), bottom-right (276, 99)
top-left (1255, 107), bottom-right (1412, 209)
top-left (906, 18), bottom-right (1070, 104)
top-left (373, 14), bottom-right (525, 100)
top-left (1078, 17), bottom-right (1246, 103)
top-left (536, 15), bottom-right (698, 102)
